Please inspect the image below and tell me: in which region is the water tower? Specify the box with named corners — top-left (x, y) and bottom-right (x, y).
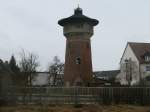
top-left (58, 7), bottom-right (99, 86)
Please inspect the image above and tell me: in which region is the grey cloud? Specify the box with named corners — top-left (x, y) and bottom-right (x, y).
top-left (0, 0), bottom-right (150, 71)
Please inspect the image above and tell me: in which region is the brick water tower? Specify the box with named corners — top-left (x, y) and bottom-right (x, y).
top-left (58, 7), bottom-right (99, 86)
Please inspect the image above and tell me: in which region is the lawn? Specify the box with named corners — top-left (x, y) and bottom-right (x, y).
top-left (0, 105), bottom-right (150, 112)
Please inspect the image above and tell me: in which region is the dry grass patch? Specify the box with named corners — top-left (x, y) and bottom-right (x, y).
top-left (0, 105), bottom-right (150, 112)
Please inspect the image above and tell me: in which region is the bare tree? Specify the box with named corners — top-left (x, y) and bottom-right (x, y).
top-left (19, 50), bottom-right (39, 87)
top-left (48, 56), bottom-right (64, 86)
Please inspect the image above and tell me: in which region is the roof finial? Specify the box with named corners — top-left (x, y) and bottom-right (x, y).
top-left (78, 3), bottom-right (80, 8)
top-left (74, 4), bottom-right (82, 15)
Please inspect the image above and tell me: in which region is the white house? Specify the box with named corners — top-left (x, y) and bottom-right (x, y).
top-left (117, 42), bottom-right (150, 85)
top-left (32, 72), bottom-right (49, 85)
top-left (32, 72), bottom-right (63, 86)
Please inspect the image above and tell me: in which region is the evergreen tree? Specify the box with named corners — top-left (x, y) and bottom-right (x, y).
top-left (9, 55), bottom-right (20, 73)
top-left (9, 55), bottom-right (21, 86)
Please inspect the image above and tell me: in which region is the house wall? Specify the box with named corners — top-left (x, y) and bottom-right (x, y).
top-left (140, 64), bottom-right (150, 78)
top-left (118, 44), bottom-right (140, 85)
top-left (120, 44), bottom-right (139, 65)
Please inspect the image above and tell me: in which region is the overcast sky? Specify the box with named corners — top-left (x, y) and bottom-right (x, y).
top-left (0, 0), bottom-right (150, 71)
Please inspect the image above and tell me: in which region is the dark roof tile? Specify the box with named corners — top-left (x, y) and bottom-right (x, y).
top-left (129, 42), bottom-right (150, 64)
top-left (94, 70), bottom-right (120, 79)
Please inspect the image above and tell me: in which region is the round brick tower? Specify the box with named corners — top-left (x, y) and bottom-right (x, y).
top-left (58, 7), bottom-right (99, 86)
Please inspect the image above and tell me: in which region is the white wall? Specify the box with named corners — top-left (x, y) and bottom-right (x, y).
top-left (120, 44), bottom-right (139, 65)
top-left (32, 72), bottom-right (49, 85)
top-left (118, 44), bottom-right (140, 85)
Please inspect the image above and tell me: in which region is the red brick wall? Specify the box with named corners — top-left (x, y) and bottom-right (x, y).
top-left (64, 37), bottom-right (93, 86)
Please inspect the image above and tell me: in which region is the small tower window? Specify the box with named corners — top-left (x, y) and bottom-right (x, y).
top-left (76, 57), bottom-right (81, 64)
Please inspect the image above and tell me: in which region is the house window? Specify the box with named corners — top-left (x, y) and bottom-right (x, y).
top-left (145, 66), bottom-right (150, 71)
top-left (145, 56), bottom-right (150, 62)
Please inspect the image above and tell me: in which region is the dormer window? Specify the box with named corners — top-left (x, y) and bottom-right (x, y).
top-left (142, 51), bottom-right (150, 62)
top-left (145, 56), bottom-right (150, 62)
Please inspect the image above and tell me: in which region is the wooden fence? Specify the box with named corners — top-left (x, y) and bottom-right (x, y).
top-left (2, 87), bottom-right (150, 105)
